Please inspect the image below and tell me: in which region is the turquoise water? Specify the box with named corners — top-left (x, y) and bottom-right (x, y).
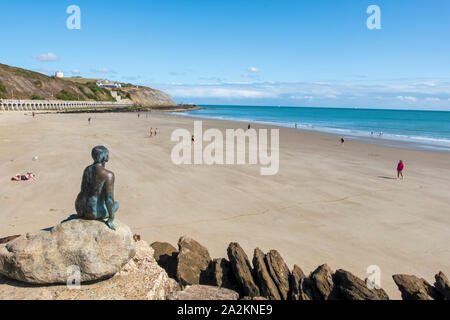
top-left (172, 105), bottom-right (450, 151)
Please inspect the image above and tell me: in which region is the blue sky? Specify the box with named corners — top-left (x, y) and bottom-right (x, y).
top-left (1, 0), bottom-right (449, 109)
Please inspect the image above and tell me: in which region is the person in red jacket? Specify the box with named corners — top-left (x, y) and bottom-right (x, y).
top-left (397, 160), bottom-right (405, 180)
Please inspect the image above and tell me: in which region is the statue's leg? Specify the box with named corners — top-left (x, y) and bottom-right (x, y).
top-left (106, 202), bottom-right (119, 231)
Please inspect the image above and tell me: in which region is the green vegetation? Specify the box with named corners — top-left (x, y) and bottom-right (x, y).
top-left (31, 95), bottom-right (44, 100)
top-left (0, 79), bottom-right (7, 99)
top-left (55, 90), bottom-right (84, 101)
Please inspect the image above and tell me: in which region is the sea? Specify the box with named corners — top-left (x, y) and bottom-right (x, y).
top-left (171, 105), bottom-right (450, 152)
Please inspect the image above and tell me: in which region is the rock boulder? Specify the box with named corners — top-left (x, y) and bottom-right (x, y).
top-left (392, 274), bottom-right (441, 300)
top-left (176, 237), bottom-right (211, 287)
top-left (151, 241), bottom-right (178, 279)
top-left (333, 269), bottom-right (389, 300)
top-left (227, 242), bottom-right (260, 297)
top-left (0, 217), bottom-right (135, 284)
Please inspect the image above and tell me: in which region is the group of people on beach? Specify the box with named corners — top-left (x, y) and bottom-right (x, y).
top-left (149, 127), bottom-right (158, 137)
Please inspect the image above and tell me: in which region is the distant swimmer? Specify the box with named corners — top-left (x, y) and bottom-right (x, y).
top-left (295, 123), bottom-right (298, 129)
top-left (397, 160), bottom-right (405, 180)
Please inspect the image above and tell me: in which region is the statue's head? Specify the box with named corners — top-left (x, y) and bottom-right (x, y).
top-left (91, 146), bottom-right (109, 164)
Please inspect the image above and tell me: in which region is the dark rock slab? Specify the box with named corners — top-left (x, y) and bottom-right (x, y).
top-left (434, 271), bottom-right (450, 300)
top-left (289, 264), bottom-right (314, 300)
top-left (206, 258), bottom-right (240, 293)
top-left (252, 248), bottom-right (282, 300)
top-left (309, 264), bottom-right (337, 300)
top-left (333, 269), bottom-right (389, 300)
top-left (393, 274), bottom-right (441, 300)
top-left (227, 242), bottom-right (260, 297)
top-left (265, 250), bottom-right (291, 300)
top-left (151, 241), bottom-right (178, 279)
top-left (176, 237), bottom-right (211, 287)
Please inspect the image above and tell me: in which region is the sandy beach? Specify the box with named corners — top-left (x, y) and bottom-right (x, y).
top-left (1, 111), bottom-right (449, 299)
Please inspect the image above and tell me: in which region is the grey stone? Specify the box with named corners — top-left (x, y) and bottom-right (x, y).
top-left (309, 264), bottom-right (336, 300)
top-left (0, 217), bottom-right (135, 284)
top-left (265, 250), bottom-right (291, 300)
top-left (252, 248), bottom-right (281, 300)
top-left (167, 285), bottom-right (239, 300)
top-left (176, 236), bottom-right (211, 287)
top-left (393, 274), bottom-right (441, 300)
top-left (227, 242), bottom-right (260, 297)
top-left (333, 269), bottom-right (389, 300)
top-left (434, 271), bottom-right (450, 300)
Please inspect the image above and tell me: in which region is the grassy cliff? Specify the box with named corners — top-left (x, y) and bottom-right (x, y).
top-left (0, 63), bottom-right (177, 107)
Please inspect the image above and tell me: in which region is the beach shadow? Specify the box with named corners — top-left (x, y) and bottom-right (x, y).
top-left (378, 176), bottom-right (397, 180)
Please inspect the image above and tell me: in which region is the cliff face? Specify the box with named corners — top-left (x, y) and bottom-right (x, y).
top-left (126, 87), bottom-right (177, 107)
top-left (0, 63), bottom-right (177, 107)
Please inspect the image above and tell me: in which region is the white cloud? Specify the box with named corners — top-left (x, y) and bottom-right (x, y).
top-left (396, 95), bottom-right (417, 102)
top-left (166, 86), bottom-right (276, 99)
top-left (155, 78), bottom-right (450, 109)
top-left (248, 66), bottom-right (259, 73)
top-left (90, 67), bottom-right (116, 74)
top-left (425, 97), bottom-right (440, 102)
top-left (34, 53), bottom-right (59, 62)
top-left (71, 69), bottom-right (80, 75)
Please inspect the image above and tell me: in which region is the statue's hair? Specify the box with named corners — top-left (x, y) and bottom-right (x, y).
top-left (91, 146), bottom-right (109, 164)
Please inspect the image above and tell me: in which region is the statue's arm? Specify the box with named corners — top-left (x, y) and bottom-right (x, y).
top-left (104, 172), bottom-right (115, 216)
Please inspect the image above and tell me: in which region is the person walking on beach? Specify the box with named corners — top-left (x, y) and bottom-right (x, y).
top-left (88, 117), bottom-right (91, 125)
top-left (191, 135), bottom-right (195, 145)
top-left (341, 137), bottom-right (345, 145)
top-left (149, 128), bottom-right (153, 137)
top-left (248, 124), bottom-right (251, 130)
top-left (397, 160), bottom-right (405, 180)
top-left (155, 128), bottom-right (158, 136)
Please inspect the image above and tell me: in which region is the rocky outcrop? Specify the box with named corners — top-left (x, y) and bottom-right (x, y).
top-left (227, 242), bottom-right (260, 297)
top-left (265, 250), bottom-right (291, 300)
top-left (289, 265), bottom-right (313, 300)
top-left (309, 264), bottom-right (337, 300)
top-left (127, 87), bottom-right (176, 107)
top-left (434, 272), bottom-right (450, 300)
top-left (206, 258), bottom-right (240, 292)
top-left (151, 241), bottom-right (178, 279)
top-left (333, 269), bottom-right (389, 300)
top-left (0, 240), bottom-right (179, 300)
top-left (252, 248), bottom-right (281, 300)
top-left (176, 236), bottom-right (211, 287)
top-left (167, 285), bottom-right (239, 300)
top-left (0, 217), bottom-right (135, 284)
top-left (392, 274), bottom-right (441, 300)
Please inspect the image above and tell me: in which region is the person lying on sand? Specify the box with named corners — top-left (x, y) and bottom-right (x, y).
top-left (11, 172), bottom-right (37, 181)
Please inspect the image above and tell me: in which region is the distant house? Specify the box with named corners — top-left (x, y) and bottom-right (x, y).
top-left (96, 80), bottom-right (122, 89)
top-left (55, 71), bottom-right (64, 78)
